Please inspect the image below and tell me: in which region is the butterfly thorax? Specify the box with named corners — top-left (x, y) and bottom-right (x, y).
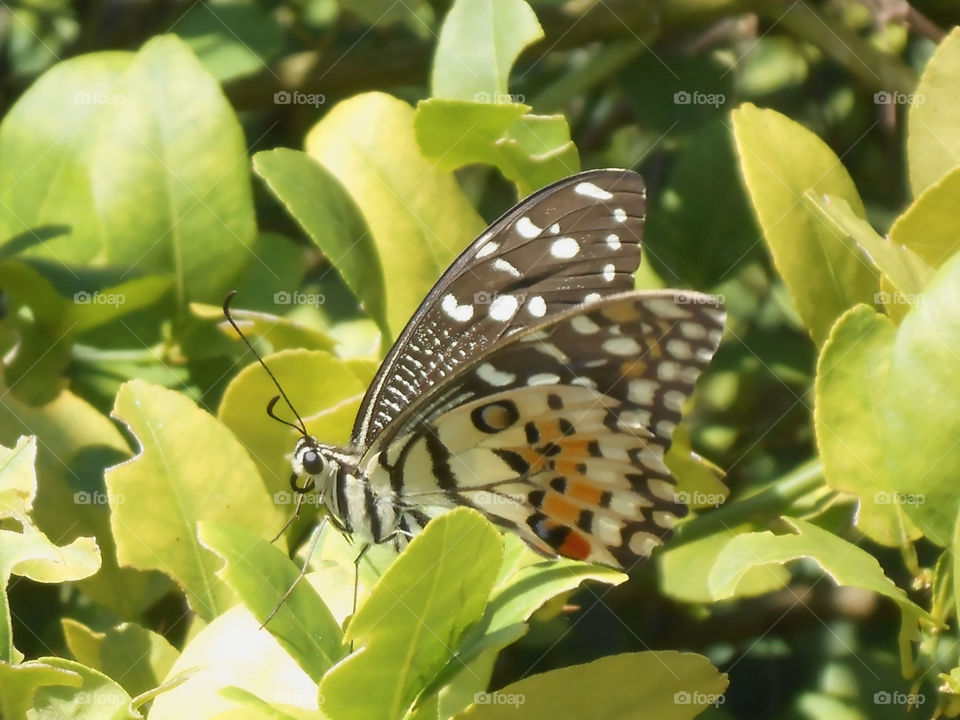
top-left (292, 435), bottom-right (406, 546)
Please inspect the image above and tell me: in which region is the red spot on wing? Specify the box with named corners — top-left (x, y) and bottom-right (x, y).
top-left (557, 530), bottom-right (592, 560)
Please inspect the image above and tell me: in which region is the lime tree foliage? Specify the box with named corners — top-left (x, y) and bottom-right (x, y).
top-left (0, 0), bottom-right (959, 718)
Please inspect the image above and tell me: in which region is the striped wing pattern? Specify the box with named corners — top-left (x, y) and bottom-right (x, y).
top-left (352, 170), bottom-right (647, 449)
top-left (361, 291), bottom-right (725, 568)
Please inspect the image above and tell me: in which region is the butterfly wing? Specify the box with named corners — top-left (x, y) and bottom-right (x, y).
top-left (361, 291), bottom-right (725, 568)
top-left (352, 169), bottom-right (647, 449)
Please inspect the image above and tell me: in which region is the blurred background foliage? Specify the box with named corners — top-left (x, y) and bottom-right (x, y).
top-left (1, 0), bottom-right (959, 718)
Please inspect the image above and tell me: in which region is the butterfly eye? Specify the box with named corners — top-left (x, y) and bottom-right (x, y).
top-left (301, 450), bottom-right (325, 475)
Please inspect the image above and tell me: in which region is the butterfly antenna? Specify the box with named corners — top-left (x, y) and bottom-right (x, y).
top-left (222, 290), bottom-right (309, 437)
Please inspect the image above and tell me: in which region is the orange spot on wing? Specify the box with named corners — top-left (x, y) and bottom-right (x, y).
top-left (558, 530), bottom-right (592, 560)
top-left (603, 304), bottom-right (641, 322)
top-left (542, 493), bottom-right (581, 525)
top-left (619, 359), bottom-right (648, 377)
top-left (567, 481), bottom-right (604, 505)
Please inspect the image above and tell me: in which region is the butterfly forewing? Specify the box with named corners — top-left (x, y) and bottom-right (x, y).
top-left (361, 291), bottom-right (725, 568)
top-left (352, 169), bottom-right (647, 448)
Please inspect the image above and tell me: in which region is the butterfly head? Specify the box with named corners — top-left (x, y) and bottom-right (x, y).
top-left (291, 435), bottom-right (342, 492)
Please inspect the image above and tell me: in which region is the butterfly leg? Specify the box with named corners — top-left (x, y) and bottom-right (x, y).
top-left (261, 514), bottom-right (327, 629)
top-left (271, 472), bottom-right (317, 543)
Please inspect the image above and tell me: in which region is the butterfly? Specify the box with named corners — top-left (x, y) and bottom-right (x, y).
top-left (247, 169), bottom-right (725, 569)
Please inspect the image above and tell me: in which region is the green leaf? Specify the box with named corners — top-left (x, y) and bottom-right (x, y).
top-left (659, 524), bottom-right (790, 603)
top-left (193, 303), bottom-right (336, 354)
top-left (0, 660), bottom-right (82, 720)
top-left (145, 606), bottom-right (323, 719)
top-left (421, 559), bottom-right (626, 715)
top-left (0, 259), bottom-right (72, 403)
top-left (0, 35), bottom-right (257, 312)
top-left (176, 0), bottom-right (283, 82)
top-left (732, 103), bottom-right (877, 345)
top-left (17, 657), bottom-right (136, 720)
top-left (60, 618), bottom-right (178, 698)
top-left (320, 508), bottom-right (502, 720)
top-left (889, 164), bottom-right (960, 269)
top-left (199, 521), bottom-right (345, 681)
top-left (69, 275), bottom-right (173, 334)
top-left (815, 305), bottom-right (922, 546)
top-left (253, 148), bottom-right (388, 336)
top-left (450, 651), bottom-right (727, 719)
top-left (305, 92), bottom-right (485, 339)
top-left (805, 193), bottom-right (932, 299)
top-left (218, 349), bottom-right (366, 493)
top-left (709, 518), bottom-right (932, 624)
top-left (0, 376), bottom-right (169, 619)
top-left (106, 380), bottom-right (284, 620)
top-left (0, 436), bottom-right (101, 663)
top-left (414, 101), bottom-right (578, 195)
top-left (431, 0), bottom-right (543, 101)
top-left (645, 119), bottom-right (761, 288)
top-left (907, 27), bottom-right (960, 195)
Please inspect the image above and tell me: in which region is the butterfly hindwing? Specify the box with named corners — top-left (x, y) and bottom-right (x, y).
top-left (352, 169), bottom-right (647, 448)
top-left (362, 291), bottom-right (725, 568)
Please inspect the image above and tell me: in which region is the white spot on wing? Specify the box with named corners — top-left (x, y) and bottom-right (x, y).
top-left (489, 294), bottom-right (520, 321)
top-left (549, 223), bottom-right (560, 234)
top-left (603, 263), bottom-right (616, 282)
top-left (575, 181), bottom-right (614, 200)
top-left (603, 337), bottom-right (641, 356)
top-left (571, 315), bottom-right (600, 334)
top-left (613, 208), bottom-right (627, 222)
top-left (527, 295), bottom-right (546, 317)
top-left (493, 258), bottom-right (521, 277)
top-left (528, 372), bottom-right (560, 385)
top-left (441, 293), bottom-right (474, 322)
top-left (477, 362), bottom-right (515, 386)
top-left (584, 292), bottom-right (601, 304)
top-left (606, 233), bottom-right (621, 250)
top-left (516, 216), bottom-right (541, 239)
top-left (476, 241), bottom-right (498, 258)
top-left (627, 379), bottom-right (657, 404)
top-left (550, 237), bottom-right (580, 259)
